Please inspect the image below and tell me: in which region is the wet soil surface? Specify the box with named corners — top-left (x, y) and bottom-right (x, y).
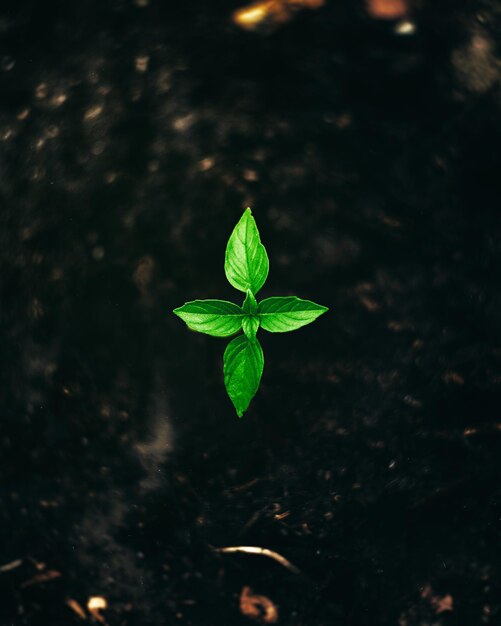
top-left (1, 1), bottom-right (501, 624)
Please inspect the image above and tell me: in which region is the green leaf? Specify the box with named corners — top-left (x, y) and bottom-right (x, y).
top-left (224, 208), bottom-right (269, 295)
top-left (173, 300), bottom-right (243, 337)
top-left (242, 289), bottom-right (258, 314)
top-left (258, 296), bottom-right (328, 332)
top-left (223, 335), bottom-right (264, 417)
top-left (242, 315), bottom-right (260, 340)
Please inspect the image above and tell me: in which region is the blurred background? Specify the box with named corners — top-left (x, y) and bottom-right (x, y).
top-left (1, 0), bottom-right (501, 624)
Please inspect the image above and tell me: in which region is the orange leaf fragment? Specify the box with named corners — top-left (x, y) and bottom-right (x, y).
top-left (367, 0), bottom-right (409, 20)
top-left (240, 586), bottom-right (278, 624)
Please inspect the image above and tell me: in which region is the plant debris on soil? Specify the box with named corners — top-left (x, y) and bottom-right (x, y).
top-left (1, 1), bottom-right (501, 625)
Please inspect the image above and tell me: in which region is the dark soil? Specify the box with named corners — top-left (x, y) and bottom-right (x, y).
top-left (1, 1), bottom-right (501, 624)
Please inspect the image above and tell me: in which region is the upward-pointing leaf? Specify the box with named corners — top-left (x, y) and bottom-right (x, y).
top-left (258, 296), bottom-right (328, 332)
top-left (242, 289), bottom-right (258, 315)
top-left (224, 208), bottom-right (269, 295)
top-left (223, 335), bottom-right (264, 417)
top-left (173, 300), bottom-right (243, 337)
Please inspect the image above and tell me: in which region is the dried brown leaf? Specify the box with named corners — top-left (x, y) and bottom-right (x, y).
top-left (87, 596), bottom-right (108, 624)
top-left (233, 0), bottom-right (324, 32)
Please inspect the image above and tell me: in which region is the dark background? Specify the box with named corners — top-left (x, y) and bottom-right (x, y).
top-left (1, 1), bottom-right (501, 624)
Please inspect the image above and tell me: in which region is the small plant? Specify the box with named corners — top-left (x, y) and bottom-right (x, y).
top-left (173, 208), bottom-right (328, 417)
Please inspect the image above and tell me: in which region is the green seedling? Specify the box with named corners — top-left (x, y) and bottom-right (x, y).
top-left (173, 208), bottom-right (328, 417)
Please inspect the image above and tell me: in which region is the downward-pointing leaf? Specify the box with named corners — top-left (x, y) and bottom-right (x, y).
top-left (224, 208), bottom-right (269, 295)
top-left (223, 335), bottom-right (264, 417)
top-left (242, 315), bottom-right (260, 340)
top-left (258, 296), bottom-right (328, 332)
top-left (173, 300), bottom-right (243, 337)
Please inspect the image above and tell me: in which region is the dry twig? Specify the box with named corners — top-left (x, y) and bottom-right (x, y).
top-left (213, 545), bottom-right (301, 574)
top-left (21, 569), bottom-right (61, 588)
top-left (0, 559), bottom-right (23, 573)
top-left (66, 599), bottom-right (87, 620)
